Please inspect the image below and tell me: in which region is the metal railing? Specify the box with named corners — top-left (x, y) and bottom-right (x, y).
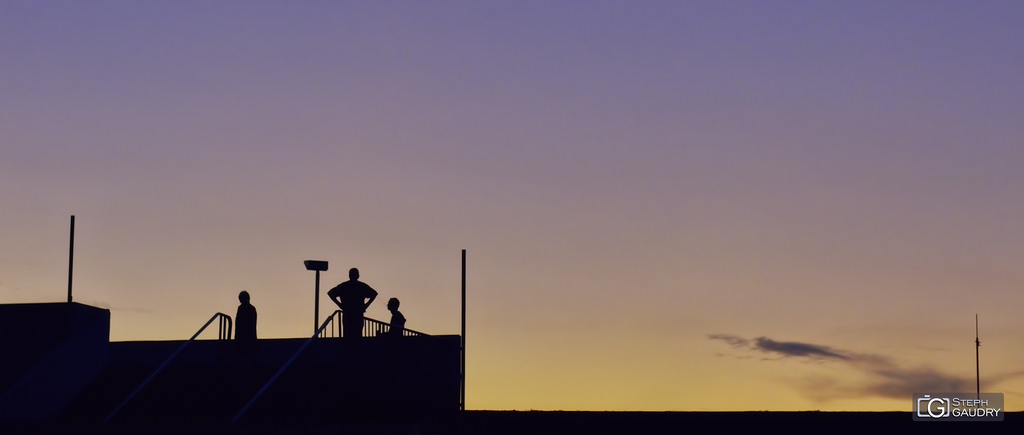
top-left (316, 310), bottom-right (343, 338)
top-left (364, 316), bottom-right (427, 337)
top-left (317, 310), bottom-right (427, 338)
top-left (104, 312), bottom-right (233, 423)
top-left (216, 311), bottom-right (232, 340)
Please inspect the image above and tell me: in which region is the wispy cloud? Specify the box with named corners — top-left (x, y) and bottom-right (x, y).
top-left (708, 334), bottom-right (850, 361)
top-left (708, 333), bottom-right (1021, 402)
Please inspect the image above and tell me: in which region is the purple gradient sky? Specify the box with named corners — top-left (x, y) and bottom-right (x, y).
top-left (3, 1), bottom-right (1024, 410)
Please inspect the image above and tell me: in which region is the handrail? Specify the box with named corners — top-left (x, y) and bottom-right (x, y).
top-left (232, 313), bottom-right (336, 423)
top-left (317, 309), bottom-right (427, 338)
top-left (316, 310), bottom-right (343, 338)
top-left (363, 316), bottom-right (428, 337)
top-left (217, 312), bottom-right (232, 340)
top-left (104, 312), bottom-right (233, 423)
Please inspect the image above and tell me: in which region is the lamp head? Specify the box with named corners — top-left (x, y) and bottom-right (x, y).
top-left (304, 260), bottom-right (328, 271)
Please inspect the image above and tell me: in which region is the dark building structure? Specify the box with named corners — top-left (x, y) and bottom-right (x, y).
top-left (0, 302), bottom-right (460, 427)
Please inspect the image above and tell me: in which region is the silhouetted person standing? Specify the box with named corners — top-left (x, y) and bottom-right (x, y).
top-left (327, 268), bottom-right (378, 339)
top-left (384, 297), bottom-right (406, 365)
top-left (387, 297), bottom-right (405, 337)
top-left (382, 297), bottom-right (407, 413)
top-left (235, 290), bottom-right (257, 363)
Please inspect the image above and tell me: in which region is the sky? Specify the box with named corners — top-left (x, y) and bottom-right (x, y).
top-left (2, 1), bottom-right (1024, 412)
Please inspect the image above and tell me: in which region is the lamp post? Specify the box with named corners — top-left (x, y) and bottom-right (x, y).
top-left (304, 260), bottom-right (329, 334)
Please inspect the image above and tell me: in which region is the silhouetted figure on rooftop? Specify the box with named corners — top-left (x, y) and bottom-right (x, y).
top-left (387, 297), bottom-right (405, 337)
top-left (382, 297), bottom-right (408, 413)
top-left (235, 290), bottom-right (257, 364)
top-left (383, 297), bottom-right (406, 365)
top-left (384, 297), bottom-right (406, 359)
top-left (327, 268), bottom-right (378, 340)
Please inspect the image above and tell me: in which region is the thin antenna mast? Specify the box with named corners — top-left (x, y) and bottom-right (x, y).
top-left (460, 249), bottom-right (466, 412)
top-left (67, 215), bottom-right (75, 303)
top-left (976, 314), bottom-right (980, 400)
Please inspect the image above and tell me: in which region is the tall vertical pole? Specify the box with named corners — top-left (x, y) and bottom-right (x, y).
top-left (976, 314), bottom-right (980, 399)
top-left (461, 249), bottom-right (466, 411)
top-left (315, 270), bottom-right (321, 335)
top-left (67, 215), bottom-right (75, 303)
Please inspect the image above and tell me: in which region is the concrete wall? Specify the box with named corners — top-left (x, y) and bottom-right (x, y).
top-left (103, 335), bottom-right (462, 421)
top-left (0, 303), bottom-right (110, 421)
